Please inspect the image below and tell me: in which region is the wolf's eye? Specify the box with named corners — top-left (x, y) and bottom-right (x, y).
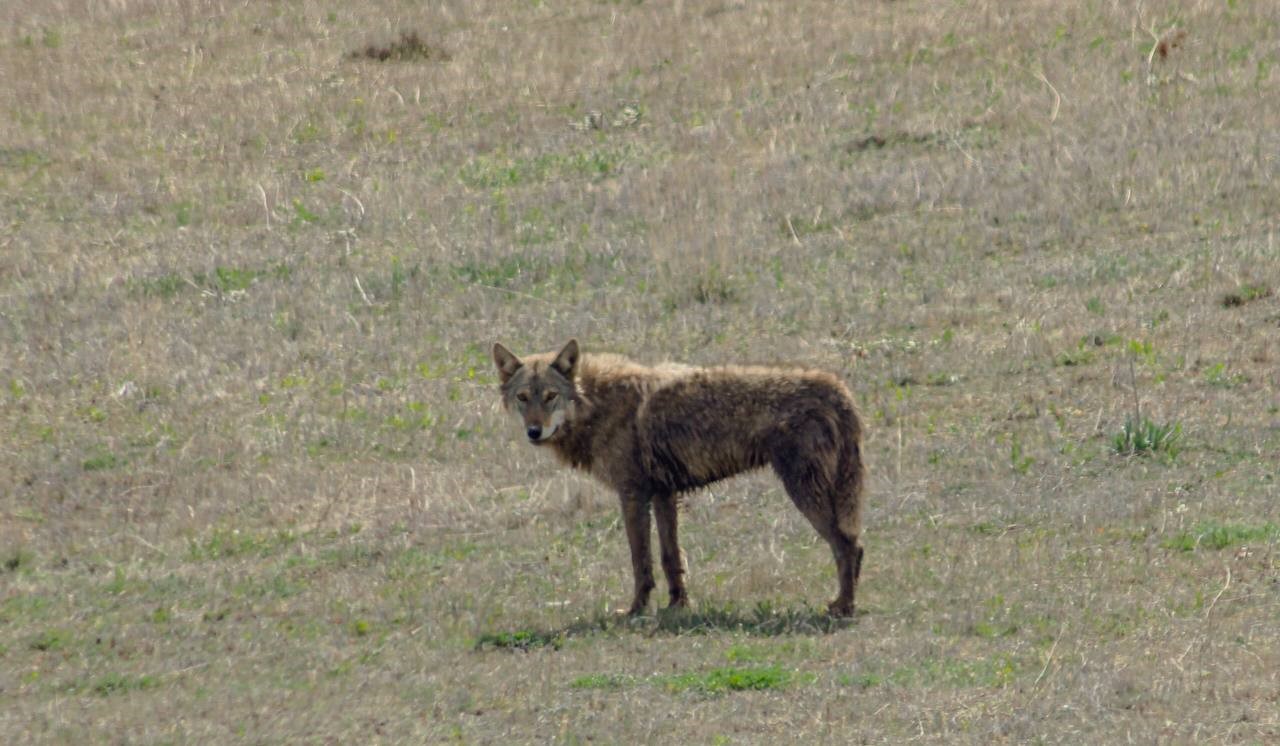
top-left (544, 391), bottom-right (558, 402)
top-left (516, 392), bottom-right (529, 403)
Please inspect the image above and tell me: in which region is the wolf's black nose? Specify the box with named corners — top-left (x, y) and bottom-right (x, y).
top-left (526, 425), bottom-right (542, 440)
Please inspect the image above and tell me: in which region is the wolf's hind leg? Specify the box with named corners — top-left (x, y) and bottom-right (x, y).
top-left (619, 492), bottom-right (655, 615)
top-left (653, 493), bottom-right (688, 608)
top-left (771, 436), bottom-right (860, 616)
top-left (824, 529), bottom-right (861, 617)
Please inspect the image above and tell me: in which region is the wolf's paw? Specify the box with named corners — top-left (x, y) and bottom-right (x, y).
top-left (827, 599), bottom-right (854, 617)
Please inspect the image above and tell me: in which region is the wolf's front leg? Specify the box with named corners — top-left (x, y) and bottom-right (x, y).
top-left (619, 492), bottom-right (655, 615)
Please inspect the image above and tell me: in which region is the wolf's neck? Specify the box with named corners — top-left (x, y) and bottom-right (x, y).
top-left (548, 385), bottom-right (597, 471)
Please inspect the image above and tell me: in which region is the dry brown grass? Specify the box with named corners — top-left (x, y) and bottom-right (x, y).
top-left (2, 0), bottom-right (1278, 742)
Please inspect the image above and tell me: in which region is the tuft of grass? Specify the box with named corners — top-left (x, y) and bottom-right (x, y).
top-left (29, 628), bottom-right (72, 652)
top-left (1162, 521), bottom-right (1279, 552)
top-left (664, 265), bottom-right (741, 309)
top-left (1221, 284), bottom-right (1271, 307)
top-left (4, 547), bottom-right (34, 572)
top-left (132, 273), bottom-right (188, 299)
top-left (1111, 416), bottom-right (1180, 458)
top-left (89, 672), bottom-right (159, 697)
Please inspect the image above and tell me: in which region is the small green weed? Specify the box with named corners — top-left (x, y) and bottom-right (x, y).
top-left (291, 199), bottom-right (321, 225)
top-left (1009, 435), bottom-right (1034, 475)
top-left (1111, 416), bottom-right (1180, 458)
top-left (1203, 362), bottom-right (1247, 388)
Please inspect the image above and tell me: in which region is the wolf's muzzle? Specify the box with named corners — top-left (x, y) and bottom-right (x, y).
top-left (526, 425), bottom-right (542, 441)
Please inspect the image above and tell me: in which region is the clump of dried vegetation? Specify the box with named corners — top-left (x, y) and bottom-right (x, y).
top-left (348, 30), bottom-right (449, 63)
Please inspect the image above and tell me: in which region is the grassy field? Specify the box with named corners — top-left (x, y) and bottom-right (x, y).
top-left (3, 0), bottom-right (1279, 742)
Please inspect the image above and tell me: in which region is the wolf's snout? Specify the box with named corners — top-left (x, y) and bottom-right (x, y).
top-left (526, 425), bottom-right (542, 441)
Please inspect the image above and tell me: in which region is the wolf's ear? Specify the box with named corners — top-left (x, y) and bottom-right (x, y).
top-left (551, 339), bottom-right (580, 380)
top-left (493, 343), bottom-right (522, 384)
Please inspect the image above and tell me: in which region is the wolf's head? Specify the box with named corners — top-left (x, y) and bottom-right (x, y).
top-left (492, 339), bottom-right (580, 444)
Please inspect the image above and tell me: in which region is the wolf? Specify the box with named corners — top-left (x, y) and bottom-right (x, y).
top-left (492, 339), bottom-right (866, 616)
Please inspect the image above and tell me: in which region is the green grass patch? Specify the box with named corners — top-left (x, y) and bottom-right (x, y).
top-left (82, 449), bottom-right (124, 472)
top-left (132, 273), bottom-right (188, 298)
top-left (0, 146), bottom-right (52, 169)
top-left (29, 628), bottom-right (72, 652)
top-left (569, 666), bottom-right (809, 695)
top-left (658, 665), bottom-right (807, 695)
top-left (1054, 349), bottom-right (1095, 367)
top-left (130, 263), bottom-right (290, 299)
top-left (570, 673), bottom-right (634, 690)
top-left (474, 629), bottom-right (564, 651)
top-left (458, 145), bottom-right (637, 189)
top-left (453, 256), bottom-right (530, 287)
top-left (88, 672), bottom-right (160, 697)
top-left (187, 528), bottom-right (299, 561)
top-left (0, 593), bottom-right (53, 624)
top-left (1162, 521), bottom-right (1279, 552)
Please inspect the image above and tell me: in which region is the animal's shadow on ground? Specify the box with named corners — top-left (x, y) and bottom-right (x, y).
top-left (474, 603), bottom-right (862, 652)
